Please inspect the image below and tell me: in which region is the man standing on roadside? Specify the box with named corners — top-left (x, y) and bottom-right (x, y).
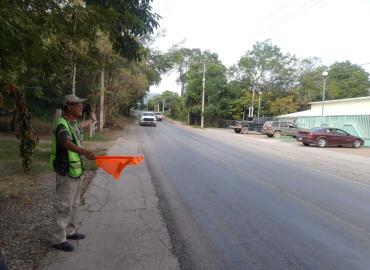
top-left (48, 94), bottom-right (97, 252)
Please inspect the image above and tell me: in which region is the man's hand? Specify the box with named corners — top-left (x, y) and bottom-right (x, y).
top-left (83, 150), bottom-right (96, 160)
top-left (64, 140), bottom-right (96, 160)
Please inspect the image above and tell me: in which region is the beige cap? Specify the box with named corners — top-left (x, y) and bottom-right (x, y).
top-left (63, 94), bottom-right (86, 106)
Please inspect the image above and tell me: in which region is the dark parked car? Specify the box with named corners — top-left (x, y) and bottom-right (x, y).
top-left (229, 117), bottom-right (272, 133)
top-left (297, 127), bottom-right (364, 148)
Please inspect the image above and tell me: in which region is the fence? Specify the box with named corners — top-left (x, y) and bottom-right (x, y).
top-left (296, 115), bottom-right (370, 146)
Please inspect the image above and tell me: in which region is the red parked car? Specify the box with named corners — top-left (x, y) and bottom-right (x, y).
top-left (297, 127), bottom-right (364, 148)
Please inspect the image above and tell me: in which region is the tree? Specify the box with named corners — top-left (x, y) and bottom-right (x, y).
top-left (326, 61), bottom-right (370, 99)
top-left (297, 60), bottom-right (370, 105)
top-left (269, 94), bottom-right (299, 116)
top-left (0, 0), bottom-right (161, 171)
top-left (104, 66), bottom-right (148, 123)
top-left (184, 50), bottom-right (227, 126)
top-left (297, 65), bottom-right (328, 103)
top-left (167, 46), bottom-right (202, 96)
top-left (94, 30), bottom-right (116, 131)
top-left (230, 90), bottom-right (253, 120)
top-left (236, 40), bottom-right (298, 95)
top-left (86, 0), bottom-right (160, 61)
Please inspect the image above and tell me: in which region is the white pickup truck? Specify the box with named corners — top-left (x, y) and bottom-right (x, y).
top-left (140, 111), bottom-right (156, 127)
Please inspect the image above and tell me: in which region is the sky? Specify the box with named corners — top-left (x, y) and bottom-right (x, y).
top-left (149, 0), bottom-right (370, 95)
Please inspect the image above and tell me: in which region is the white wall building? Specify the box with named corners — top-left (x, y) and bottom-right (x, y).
top-left (277, 96), bottom-right (370, 146)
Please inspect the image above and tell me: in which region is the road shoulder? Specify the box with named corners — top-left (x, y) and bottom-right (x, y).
top-left (38, 124), bottom-right (179, 270)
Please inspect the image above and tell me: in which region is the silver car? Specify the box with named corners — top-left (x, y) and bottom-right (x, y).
top-left (262, 121), bottom-right (299, 138)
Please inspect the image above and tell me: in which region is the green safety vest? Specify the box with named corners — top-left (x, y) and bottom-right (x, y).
top-left (48, 117), bottom-right (84, 177)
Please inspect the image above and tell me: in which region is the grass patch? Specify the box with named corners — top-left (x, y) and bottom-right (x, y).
top-left (0, 138), bottom-right (51, 176)
top-left (0, 138), bottom-right (19, 160)
top-left (84, 133), bottom-right (109, 142)
top-left (0, 136), bottom-right (51, 197)
top-left (277, 136), bottom-right (298, 143)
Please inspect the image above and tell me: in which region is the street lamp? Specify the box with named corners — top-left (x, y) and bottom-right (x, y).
top-left (201, 62), bottom-right (206, 128)
top-left (257, 91), bottom-right (262, 121)
top-left (321, 70), bottom-right (328, 121)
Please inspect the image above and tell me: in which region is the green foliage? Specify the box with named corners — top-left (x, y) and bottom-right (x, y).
top-left (269, 95), bottom-right (299, 116)
top-left (2, 0), bottom-right (369, 142)
top-left (236, 40), bottom-right (298, 93)
top-left (327, 61), bottom-right (370, 99)
top-left (166, 46), bottom-right (202, 96)
top-left (230, 90), bottom-right (253, 120)
top-left (181, 50), bottom-right (228, 125)
top-left (152, 43), bottom-right (370, 128)
top-left (86, 0), bottom-right (160, 61)
top-left (4, 84), bottom-right (39, 173)
top-left (297, 61), bottom-right (370, 104)
top-left (0, 0), bottom-right (163, 172)
top-left (297, 66), bottom-right (327, 102)
top-left (0, 137), bottom-right (49, 177)
top-left (84, 133), bottom-right (109, 141)
top-left (147, 91), bottom-right (181, 118)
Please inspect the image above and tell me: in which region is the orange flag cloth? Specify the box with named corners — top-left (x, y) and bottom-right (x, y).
top-left (95, 156), bottom-right (144, 180)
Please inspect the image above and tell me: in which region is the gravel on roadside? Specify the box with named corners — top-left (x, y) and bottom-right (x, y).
top-left (0, 171), bottom-right (95, 270)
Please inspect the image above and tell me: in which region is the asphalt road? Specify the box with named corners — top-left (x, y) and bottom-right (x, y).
top-left (136, 117), bottom-right (370, 270)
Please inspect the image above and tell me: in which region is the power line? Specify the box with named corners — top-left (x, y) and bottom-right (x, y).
top-left (258, 0), bottom-right (324, 36)
top-left (260, 0), bottom-right (296, 23)
top-left (261, 0), bottom-right (324, 34)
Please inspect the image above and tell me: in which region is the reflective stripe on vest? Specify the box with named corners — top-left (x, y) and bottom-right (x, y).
top-left (48, 117), bottom-right (83, 177)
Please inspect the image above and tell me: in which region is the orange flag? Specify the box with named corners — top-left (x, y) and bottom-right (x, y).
top-left (95, 156), bottom-right (144, 180)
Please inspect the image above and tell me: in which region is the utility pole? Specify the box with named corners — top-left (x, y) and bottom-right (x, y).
top-left (201, 62), bottom-right (206, 128)
top-left (162, 99), bottom-right (165, 113)
top-left (71, 1), bottom-right (79, 95)
top-left (257, 91), bottom-right (262, 121)
top-left (321, 70), bottom-right (328, 123)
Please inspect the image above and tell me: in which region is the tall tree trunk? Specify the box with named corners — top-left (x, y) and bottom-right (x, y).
top-left (99, 66), bottom-right (105, 132)
top-left (72, 63), bottom-right (76, 95)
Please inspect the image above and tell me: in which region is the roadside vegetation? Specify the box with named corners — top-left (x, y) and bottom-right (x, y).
top-left (0, 116), bottom-right (128, 270)
top-left (0, 124), bottom-right (116, 199)
top-left (0, 137), bottom-right (50, 199)
top-left (0, 0), bottom-right (369, 268)
top-left (145, 41), bottom-right (370, 127)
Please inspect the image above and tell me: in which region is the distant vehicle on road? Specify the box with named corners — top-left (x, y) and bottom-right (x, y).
top-left (229, 117), bottom-right (272, 133)
top-left (140, 111), bottom-right (156, 127)
top-left (262, 120), bottom-right (300, 138)
top-left (154, 112), bottom-right (164, 121)
top-left (297, 127), bottom-right (364, 148)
